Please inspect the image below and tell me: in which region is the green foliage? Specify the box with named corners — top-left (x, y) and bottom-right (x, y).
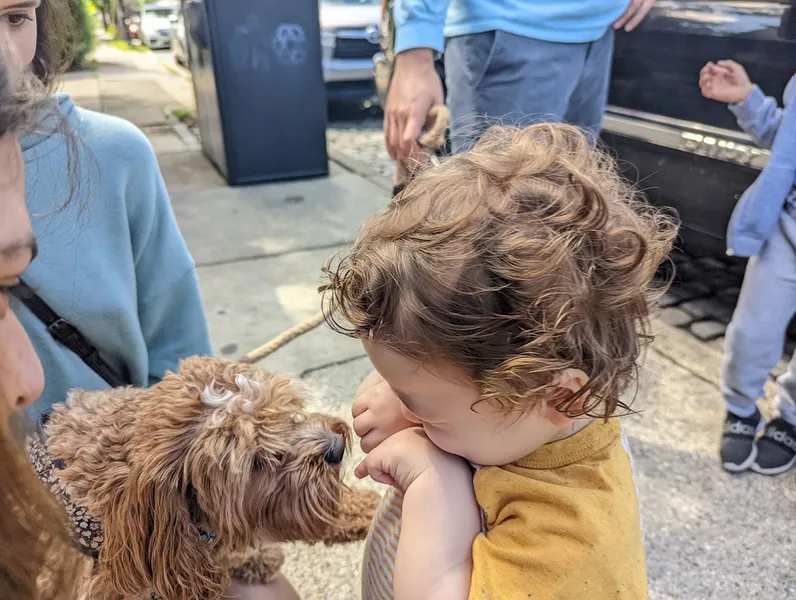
top-left (109, 38), bottom-right (150, 52)
top-left (171, 108), bottom-right (195, 123)
top-left (66, 0), bottom-right (96, 69)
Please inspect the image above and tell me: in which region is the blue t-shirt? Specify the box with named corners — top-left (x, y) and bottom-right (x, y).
top-left (16, 94), bottom-right (212, 418)
top-left (393, 0), bottom-right (630, 53)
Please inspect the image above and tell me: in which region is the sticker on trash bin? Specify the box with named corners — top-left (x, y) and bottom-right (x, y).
top-left (271, 23), bottom-right (308, 66)
top-left (229, 14), bottom-right (271, 72)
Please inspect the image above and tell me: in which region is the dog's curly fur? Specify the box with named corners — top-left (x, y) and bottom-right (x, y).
top-left (38, 357), bottom-right (378, 600)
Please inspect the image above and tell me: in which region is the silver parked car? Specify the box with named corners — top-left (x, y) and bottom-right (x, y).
top-left (320, 0), bottom-right (381, 102)
top-left (140, 1), bottom-right (178, 49)
top-left (171, 0), bottom-right (381, 102)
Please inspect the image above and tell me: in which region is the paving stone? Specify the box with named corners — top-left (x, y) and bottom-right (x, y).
top-left (716, 287), bottom-right (742, 307)
top-left (695, 256), bottom-right (730, 272)
top-left (704, 271), bottom-right (743, 292)
top-left (709, 300), bottom-right (734, 324)
top-left (689, 320), bottom-right (728, 342)
top-left (680, 298), bottom-right (735, 324)
top-left (670, 249), bottom-right (690, 265)
top-left (679, 299), bottom-right (714, 321)
top-left (673, 260), bottom-right (703, 283)
top-left (659, 283), bottom-right (711, 308)
top-left (660, 307), bottom-right (693, 328)
top-left (729, 260), bottom-right (749, 277)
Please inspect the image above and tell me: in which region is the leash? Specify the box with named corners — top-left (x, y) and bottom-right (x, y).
top-left (239, 311), bottom-right (326, 364)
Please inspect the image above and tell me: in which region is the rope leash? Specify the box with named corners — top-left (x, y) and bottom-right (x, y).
top-left (239, 311), bottom-right (326, 364)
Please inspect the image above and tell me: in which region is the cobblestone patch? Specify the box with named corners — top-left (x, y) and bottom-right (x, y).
top-left (326, 119), bottom-right (392, 181)
top-left (662, 251), bottom-right (796, 356)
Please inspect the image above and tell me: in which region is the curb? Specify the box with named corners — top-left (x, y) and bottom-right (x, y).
top-left (161, 60), bottom-right (192, 81)
top-left (164, 110), bottom-right (201, 151)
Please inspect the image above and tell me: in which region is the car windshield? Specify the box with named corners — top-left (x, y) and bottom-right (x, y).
top-left (145, 8), bottom-right (174, 18)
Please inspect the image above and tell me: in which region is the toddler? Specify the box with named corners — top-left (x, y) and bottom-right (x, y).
top-left (700, 61), bottom-right (796, 474)
top-left (322, 123), bottom-right (676, 599)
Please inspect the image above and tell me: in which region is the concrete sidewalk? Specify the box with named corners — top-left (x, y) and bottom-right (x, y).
top-left (61, 43), bottom-right (198, 155)
top-left (65, 43), bottom-right (796, 600)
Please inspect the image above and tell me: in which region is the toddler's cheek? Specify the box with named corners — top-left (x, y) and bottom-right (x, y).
top-left (422, 427), bottom-right (461, 457)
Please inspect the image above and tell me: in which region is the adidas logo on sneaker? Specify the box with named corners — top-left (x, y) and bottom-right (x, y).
top-left (724, 420), bottom-right (757, 436)
top-left (763, 427), bottom-right (796, 452)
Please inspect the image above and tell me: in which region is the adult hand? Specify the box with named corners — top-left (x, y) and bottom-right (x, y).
top-left (353, 369), bottom-right (415, 453)
top-left (614, 0), bottom-right (656, 32)
top-left (354, 427), bottom-right (468, 492)
top-left (699, 60), bottom-right (754, 104)
top-left (384, 48), bottom-right (444, 163)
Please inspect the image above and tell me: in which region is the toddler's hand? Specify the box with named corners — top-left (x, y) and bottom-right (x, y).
top-left (354, 427), bottom-right (469, 492)
top-left (700, 60), bottom-right (753, 104)
top-left (353, 370), bottom-right (415, 453)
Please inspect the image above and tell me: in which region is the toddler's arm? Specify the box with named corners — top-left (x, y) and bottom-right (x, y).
top-left (356, 428), bottom-right (480, 600)
top-left (700, 60), bottom-right (783, 149)
top-left (394, 465), bottom-right (477, 600)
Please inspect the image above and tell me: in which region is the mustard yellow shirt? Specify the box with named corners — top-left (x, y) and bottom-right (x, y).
top-left (361, 420), bottom-right (647, 600)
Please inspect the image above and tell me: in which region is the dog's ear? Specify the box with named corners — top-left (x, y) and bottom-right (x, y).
top-left (98, 468), bottom-right (228, 600)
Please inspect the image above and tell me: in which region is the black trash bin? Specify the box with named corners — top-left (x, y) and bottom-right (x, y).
top-left (184, 0), bottom-right (328, 185)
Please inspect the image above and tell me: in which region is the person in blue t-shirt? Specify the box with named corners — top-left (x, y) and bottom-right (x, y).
top-left (384, 0), bottom-right (656, 159)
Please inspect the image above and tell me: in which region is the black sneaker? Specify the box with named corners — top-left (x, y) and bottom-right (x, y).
top-left (720, 409), bottom-right (764, 473)
top-left (751, 417), bottom-right (796, 475)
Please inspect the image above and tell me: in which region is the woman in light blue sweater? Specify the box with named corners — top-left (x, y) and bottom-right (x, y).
top-left (700, 60), bottom-right (796, 477)
top-left (2, 0), bottom-right (299, 597)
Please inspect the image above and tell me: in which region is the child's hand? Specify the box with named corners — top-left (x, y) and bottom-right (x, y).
top-left (353, 370), bottom-right (416, 453)
top-left (354, 427), bottom-right (470, 492)
top-left (700, 60), bottom-right (753, 104)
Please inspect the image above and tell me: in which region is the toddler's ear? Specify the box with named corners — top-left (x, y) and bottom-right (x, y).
top-left (542, 369), bottom-right (589, 427)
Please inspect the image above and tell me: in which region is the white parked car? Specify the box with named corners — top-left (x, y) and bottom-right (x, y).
top-left (319, 0), bottom-right (382, 102)
top-left (140, 2), bottom-right (178, 50)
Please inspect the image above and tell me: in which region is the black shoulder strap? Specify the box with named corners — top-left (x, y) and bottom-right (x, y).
top-left (10, 281), bottom-right (129, 388)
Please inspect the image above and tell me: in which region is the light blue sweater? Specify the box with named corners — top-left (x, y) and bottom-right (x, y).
top-left (725, 77), bottom-right (796, 257)
top-left (393, 0), bottom-right (630, 54)
top-left (16, 94), bottom-right (212, 418)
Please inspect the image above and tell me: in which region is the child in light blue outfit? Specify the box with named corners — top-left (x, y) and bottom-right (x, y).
top-left (700, 60), bottom-right (796, 475)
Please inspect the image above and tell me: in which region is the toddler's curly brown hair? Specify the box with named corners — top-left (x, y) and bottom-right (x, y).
top-left (322, 123), bottom-right (678, 418)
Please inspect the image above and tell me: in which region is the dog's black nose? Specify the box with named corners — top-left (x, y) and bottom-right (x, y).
top-left (324, 433), bottom-right (345, 465)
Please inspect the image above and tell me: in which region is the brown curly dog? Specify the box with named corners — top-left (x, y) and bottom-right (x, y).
top-left (27, 356), bottom-right (379, 600)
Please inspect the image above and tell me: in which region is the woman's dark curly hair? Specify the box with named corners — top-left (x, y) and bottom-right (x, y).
top-left (322, 123), bottom-right (678, 419)
top-left (32, 0), bottom-right (78, 86)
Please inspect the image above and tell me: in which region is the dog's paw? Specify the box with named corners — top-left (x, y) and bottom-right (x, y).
top-left (324, 486), bottom-right (382, 545)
